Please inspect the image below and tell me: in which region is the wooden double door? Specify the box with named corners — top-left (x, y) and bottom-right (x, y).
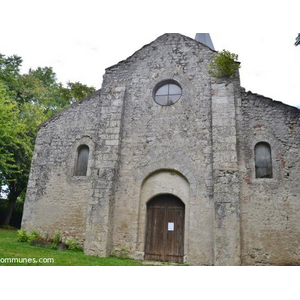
top-left (145, 194), bottom-right (185, 263)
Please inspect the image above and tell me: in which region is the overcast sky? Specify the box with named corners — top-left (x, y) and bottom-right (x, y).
top-left (1, 1), bottom-right (299, 108)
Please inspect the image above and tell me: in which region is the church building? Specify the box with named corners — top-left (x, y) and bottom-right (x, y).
top-left (22, 33), bottom-right (300, 265)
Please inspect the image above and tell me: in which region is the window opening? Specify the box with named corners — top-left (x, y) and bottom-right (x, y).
top-left (74, 145), bottom-right (89, 176)
top-left (255, 142), bottom-right (273, 178)
top-left (154, 80), bottom-right (182, 106)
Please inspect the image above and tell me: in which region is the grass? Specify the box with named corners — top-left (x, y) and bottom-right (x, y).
top-left (0, 227), bottom-right (144, 266)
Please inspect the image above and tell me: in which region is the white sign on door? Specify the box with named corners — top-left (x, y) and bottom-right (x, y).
top-left (168, 222), bottom-right (174, 231)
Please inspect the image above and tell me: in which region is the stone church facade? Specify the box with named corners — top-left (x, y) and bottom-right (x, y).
top-left (22, 33), bottom-right (300, 265)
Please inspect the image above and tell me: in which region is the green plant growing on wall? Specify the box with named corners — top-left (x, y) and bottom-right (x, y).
top-left (208, 50), bottom-right (240, 78)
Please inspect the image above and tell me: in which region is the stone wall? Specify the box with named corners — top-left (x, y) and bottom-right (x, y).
top-left (238, 92), bottom-right (300, 265)
top-left (103, 34), bottom-right (218, 265)
top-left (211, 78), bottom-right (241, 265)
top-left (22, 91), bottom-right (101, 244)
top-left (84, 85), bottom-right (126, 256)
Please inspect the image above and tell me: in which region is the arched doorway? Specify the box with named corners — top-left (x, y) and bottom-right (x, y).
top-left (145, 194), bottom-right (185, 263)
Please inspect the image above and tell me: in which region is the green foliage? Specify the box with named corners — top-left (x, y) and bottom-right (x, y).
top-left (0, 83), bottom-right (32, 184)
top-left (16, 229), bottom-right (28, 242)
top-left (0, 54), bottom-right (22, 98)
top-left (208, 49), bottom-right (240, 78)
top-left (27, 230), bottom-right (41, 243)
top-left (61, 81), bottom-right (96, 105)
top-left (16, 229), bottom-right (40, 243)
top-left (0, 83), bottom-right (22, 182)
top-left (52, 230), bottom-right (61, 250)
top-left (65, 238), bottom-right (82, 251)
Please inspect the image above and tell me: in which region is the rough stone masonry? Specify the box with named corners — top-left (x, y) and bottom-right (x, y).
top-left (22, 33), bottom-right (300, 265)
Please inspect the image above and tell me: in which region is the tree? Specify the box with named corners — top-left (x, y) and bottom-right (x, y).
top-left (0, 80), bottom-right (33, 225)
top-left (0, 82), bottom-right (25, 187)
top-left (0, 53), bottom-right (95, 226)
top-left (0, 54), bottom-right (22, 97)
top-left (61, 81), bottom-right (96, 104)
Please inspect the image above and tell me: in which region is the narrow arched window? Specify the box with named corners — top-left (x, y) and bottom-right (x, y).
top-left (255, 142), bottom-right (273, 178)
top-left (74, 145), bottom-right (89, 176)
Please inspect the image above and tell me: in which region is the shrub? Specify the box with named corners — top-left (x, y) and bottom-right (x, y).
top-left (27, 230), bottom-right (40, 243)
top-left (66, 238), bottom-right (82, 251)
top-left (17, 229), bottom-right (41, 243)
top-left (17, 229), bottom-right (29, 242)
top-left (208, 49), bottom-right (240, 78)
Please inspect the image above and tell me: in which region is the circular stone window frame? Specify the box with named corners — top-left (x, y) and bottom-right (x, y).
top-left (153, 79), bottom-right (182, 106)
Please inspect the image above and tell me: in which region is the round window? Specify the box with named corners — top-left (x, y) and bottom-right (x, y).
top-left (154, 80), bottom-right (182, 106)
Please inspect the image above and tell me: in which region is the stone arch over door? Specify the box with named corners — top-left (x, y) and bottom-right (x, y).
top-left (136, 169), bottom-right (190, 262)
